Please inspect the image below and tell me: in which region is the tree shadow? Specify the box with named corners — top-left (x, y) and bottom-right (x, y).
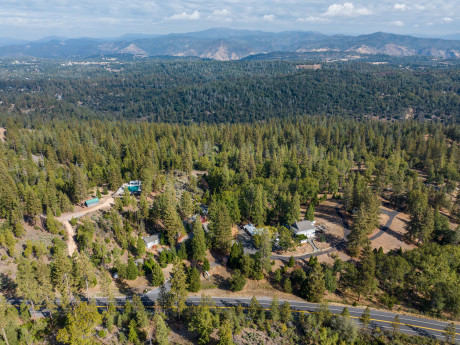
top-left (114, 279), bottom-right (135, 296)
top-left (0, 273), bottom-right (16, 297)
top-left (212, 274), bottom-right (230, 290)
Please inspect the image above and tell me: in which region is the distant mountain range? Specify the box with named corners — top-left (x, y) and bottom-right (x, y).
top-left (1, 29), bottom-right (459, 60)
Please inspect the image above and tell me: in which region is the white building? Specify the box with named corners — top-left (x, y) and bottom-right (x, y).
top-left (243, 223), bottom-right (263, 236)
top-left (291, 220), bottom-right (316, 243)
top-left (143, 234), bottom-right (160, 248)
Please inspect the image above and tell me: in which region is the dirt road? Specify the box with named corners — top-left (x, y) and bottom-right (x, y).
top-left (57, 196), bottom-right (114, 256)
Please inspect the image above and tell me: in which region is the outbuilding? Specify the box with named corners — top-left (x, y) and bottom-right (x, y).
top-left (84, 198), bottom-right (99, 207)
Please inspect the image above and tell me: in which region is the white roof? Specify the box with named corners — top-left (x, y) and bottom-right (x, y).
top-left (243, 223), bottom-right (263, 236)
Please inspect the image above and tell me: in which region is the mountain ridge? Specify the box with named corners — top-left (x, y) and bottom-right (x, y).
top-left (0, 29), bottom-right (459, 60)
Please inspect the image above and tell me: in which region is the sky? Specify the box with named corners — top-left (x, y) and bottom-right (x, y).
top-left (0, 0), bottom-right (458, 40)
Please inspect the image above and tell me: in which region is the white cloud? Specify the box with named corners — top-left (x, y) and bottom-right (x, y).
top-left (297, 16), bottom-right (329, 23)
top-left (443, 17), bottom-right (453, 22)
top-left (392, 20), bottom-right (404, 26)
top-left (394, 3), bottom-right (406, 11)
top-left (212, 9), bottom-right (231, 17)
top-left (262, 14), bottom-right (275, 22)
top-left (167, 10), bottom-right (200, 21)
top-left (324, 2), bottom-right (371, 17)
top-left (207, 9), bottom-right (232, 22)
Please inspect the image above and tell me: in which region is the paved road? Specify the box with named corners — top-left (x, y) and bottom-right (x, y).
top-left (11, 293), bottom-right (458, 342)
top-left (83, 295), bottom-right (458, 342)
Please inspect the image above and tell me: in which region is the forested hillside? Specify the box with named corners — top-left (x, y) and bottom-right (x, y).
top-left (0, 58), bottom-right (458, 123)
top-left (0, 58), bottom-right (459, 344)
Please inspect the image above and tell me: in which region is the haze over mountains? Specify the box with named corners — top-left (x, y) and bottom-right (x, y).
top-left (1, 28), bottom-right (459, 61)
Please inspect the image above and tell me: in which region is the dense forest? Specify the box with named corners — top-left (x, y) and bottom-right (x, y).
top-left (0, 58), bottom-right (459, 344)
top-left (0, 58), bottom-right (459, 123)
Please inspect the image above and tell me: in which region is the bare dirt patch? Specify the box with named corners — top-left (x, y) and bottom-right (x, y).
top-left (0, 127), bottom-right (5, 143)
top-left (315, 199), bottom-right (346, 243)
top-left (371, 210), bottom-right (416, 253)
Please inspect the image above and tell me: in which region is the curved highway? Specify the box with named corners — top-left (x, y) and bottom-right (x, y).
top-left (87, 295), bottom-right (458, 342)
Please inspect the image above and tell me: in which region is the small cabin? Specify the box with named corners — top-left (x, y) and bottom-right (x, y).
top-left (84, 198), bottom-right (99, 207)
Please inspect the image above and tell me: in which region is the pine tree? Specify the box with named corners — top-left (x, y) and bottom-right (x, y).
top-left (228, 242), bottom-right (243, 269)
top-left (252, 185), bottom-right (266, 226)
top-left (70, 165), bottom-right (88, 204)
top-left (356, 243), bottom-right (376, 301)
top-left (361, 307), bottom-right (370, 328)
top-left (283, 278), bottom-right (292, 293)
top-left (230, 270), bottom-right (246, 292)
top-left (218, 320), bottom-right (234, 345)
top-left (305, 203), bottom-right (315, 221)
top-left (191, 218), bottom-right (207, 262)
top-left (259, 229), bottom-right (272, 273)
top-left (56, 302), bottom-right (102, 345)
top-left (179, 191), bottom-right (194, 220)
top-left (208, 199), bottom-right (233, 254)
top-left (153, 313), bottom-right (170, 345)
top-left (188, 295), bottom-right (215, 345)
top-left (137, 236), bottom-right (146, 257)
top-left (304, 261), bottom-right (326, 302)
top-left (25, 187), bottom-right (41, 223)
top-left (269, 297), bottom-right (280, 322)
top-left (188, 267), bottom-right (201, 292)
top-left (280, 301), bottom-right (293, 324)
top-left (202, 258), bottom-right (210, 272)
top-left (151, 261), bottom-right (165, 287)
top-left (170, 259), bottom-right (189, 317)
top-left (126, 258), bottom-right (138, 280)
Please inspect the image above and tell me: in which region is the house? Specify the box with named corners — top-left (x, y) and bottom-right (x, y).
top-left (243, 223), bottom-right (263, 236)
top-left (84, 198), bottom-right (99, 207)
top-left (143, 234), bottom-right (160, 249)
top-left (291, 220), bottom-right (316, 243)
top-left (116, 180), bottom-right (142, 195)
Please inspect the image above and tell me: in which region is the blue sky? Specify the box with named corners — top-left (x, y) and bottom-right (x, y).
top-left (0, 0), bottom-right (457, 39)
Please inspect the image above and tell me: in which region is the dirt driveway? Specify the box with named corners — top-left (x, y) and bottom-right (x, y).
top-left (57, 196), bottom-right (114, 256)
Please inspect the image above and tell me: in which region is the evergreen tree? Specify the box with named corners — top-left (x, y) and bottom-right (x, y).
top-left (202, 258), bottom-right (210, 272)
top-left (228, 242), bottom-right (243, 269)
top-left (170, 259), bottom-right (188, 317)
top-left (283, 278), bottom-right (292, 293)
top-left (151, 261), bottom-right (165, 287)
top-left (218, 320), bottom-right (234, 345)
top-left (230, 270), bottom-right (246, 292)
top-left (179, 191), bottom-right (194, 220)
top-left (188, 295), bottom-right (215, 345)
top-left (191, 218), bottom-right (207, 262)
top-left (56, 302), bottom-right (102, 345)
top-left (305, 203), bottom-right (315, 221)
top-left (280, 301), bottom-right (293, 324)
top-left (303, 261), bottom-right (326, 302)
top-left (188, 267), bottom-right (201, 292)
top-left (361, 307), bottom-right (371, 328)
top-left (269, 297), bottom-right (280, 322)
top-left (356, 243), bottom-right (376, 301)
top-left (153, 313), bottom-right (170, 345)
top-left (136, 236), bottom-right (146, 257)
top-left (208, 199), bottom-right (233, 254)
top-left (126, 258), bottom-right (138, 280)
